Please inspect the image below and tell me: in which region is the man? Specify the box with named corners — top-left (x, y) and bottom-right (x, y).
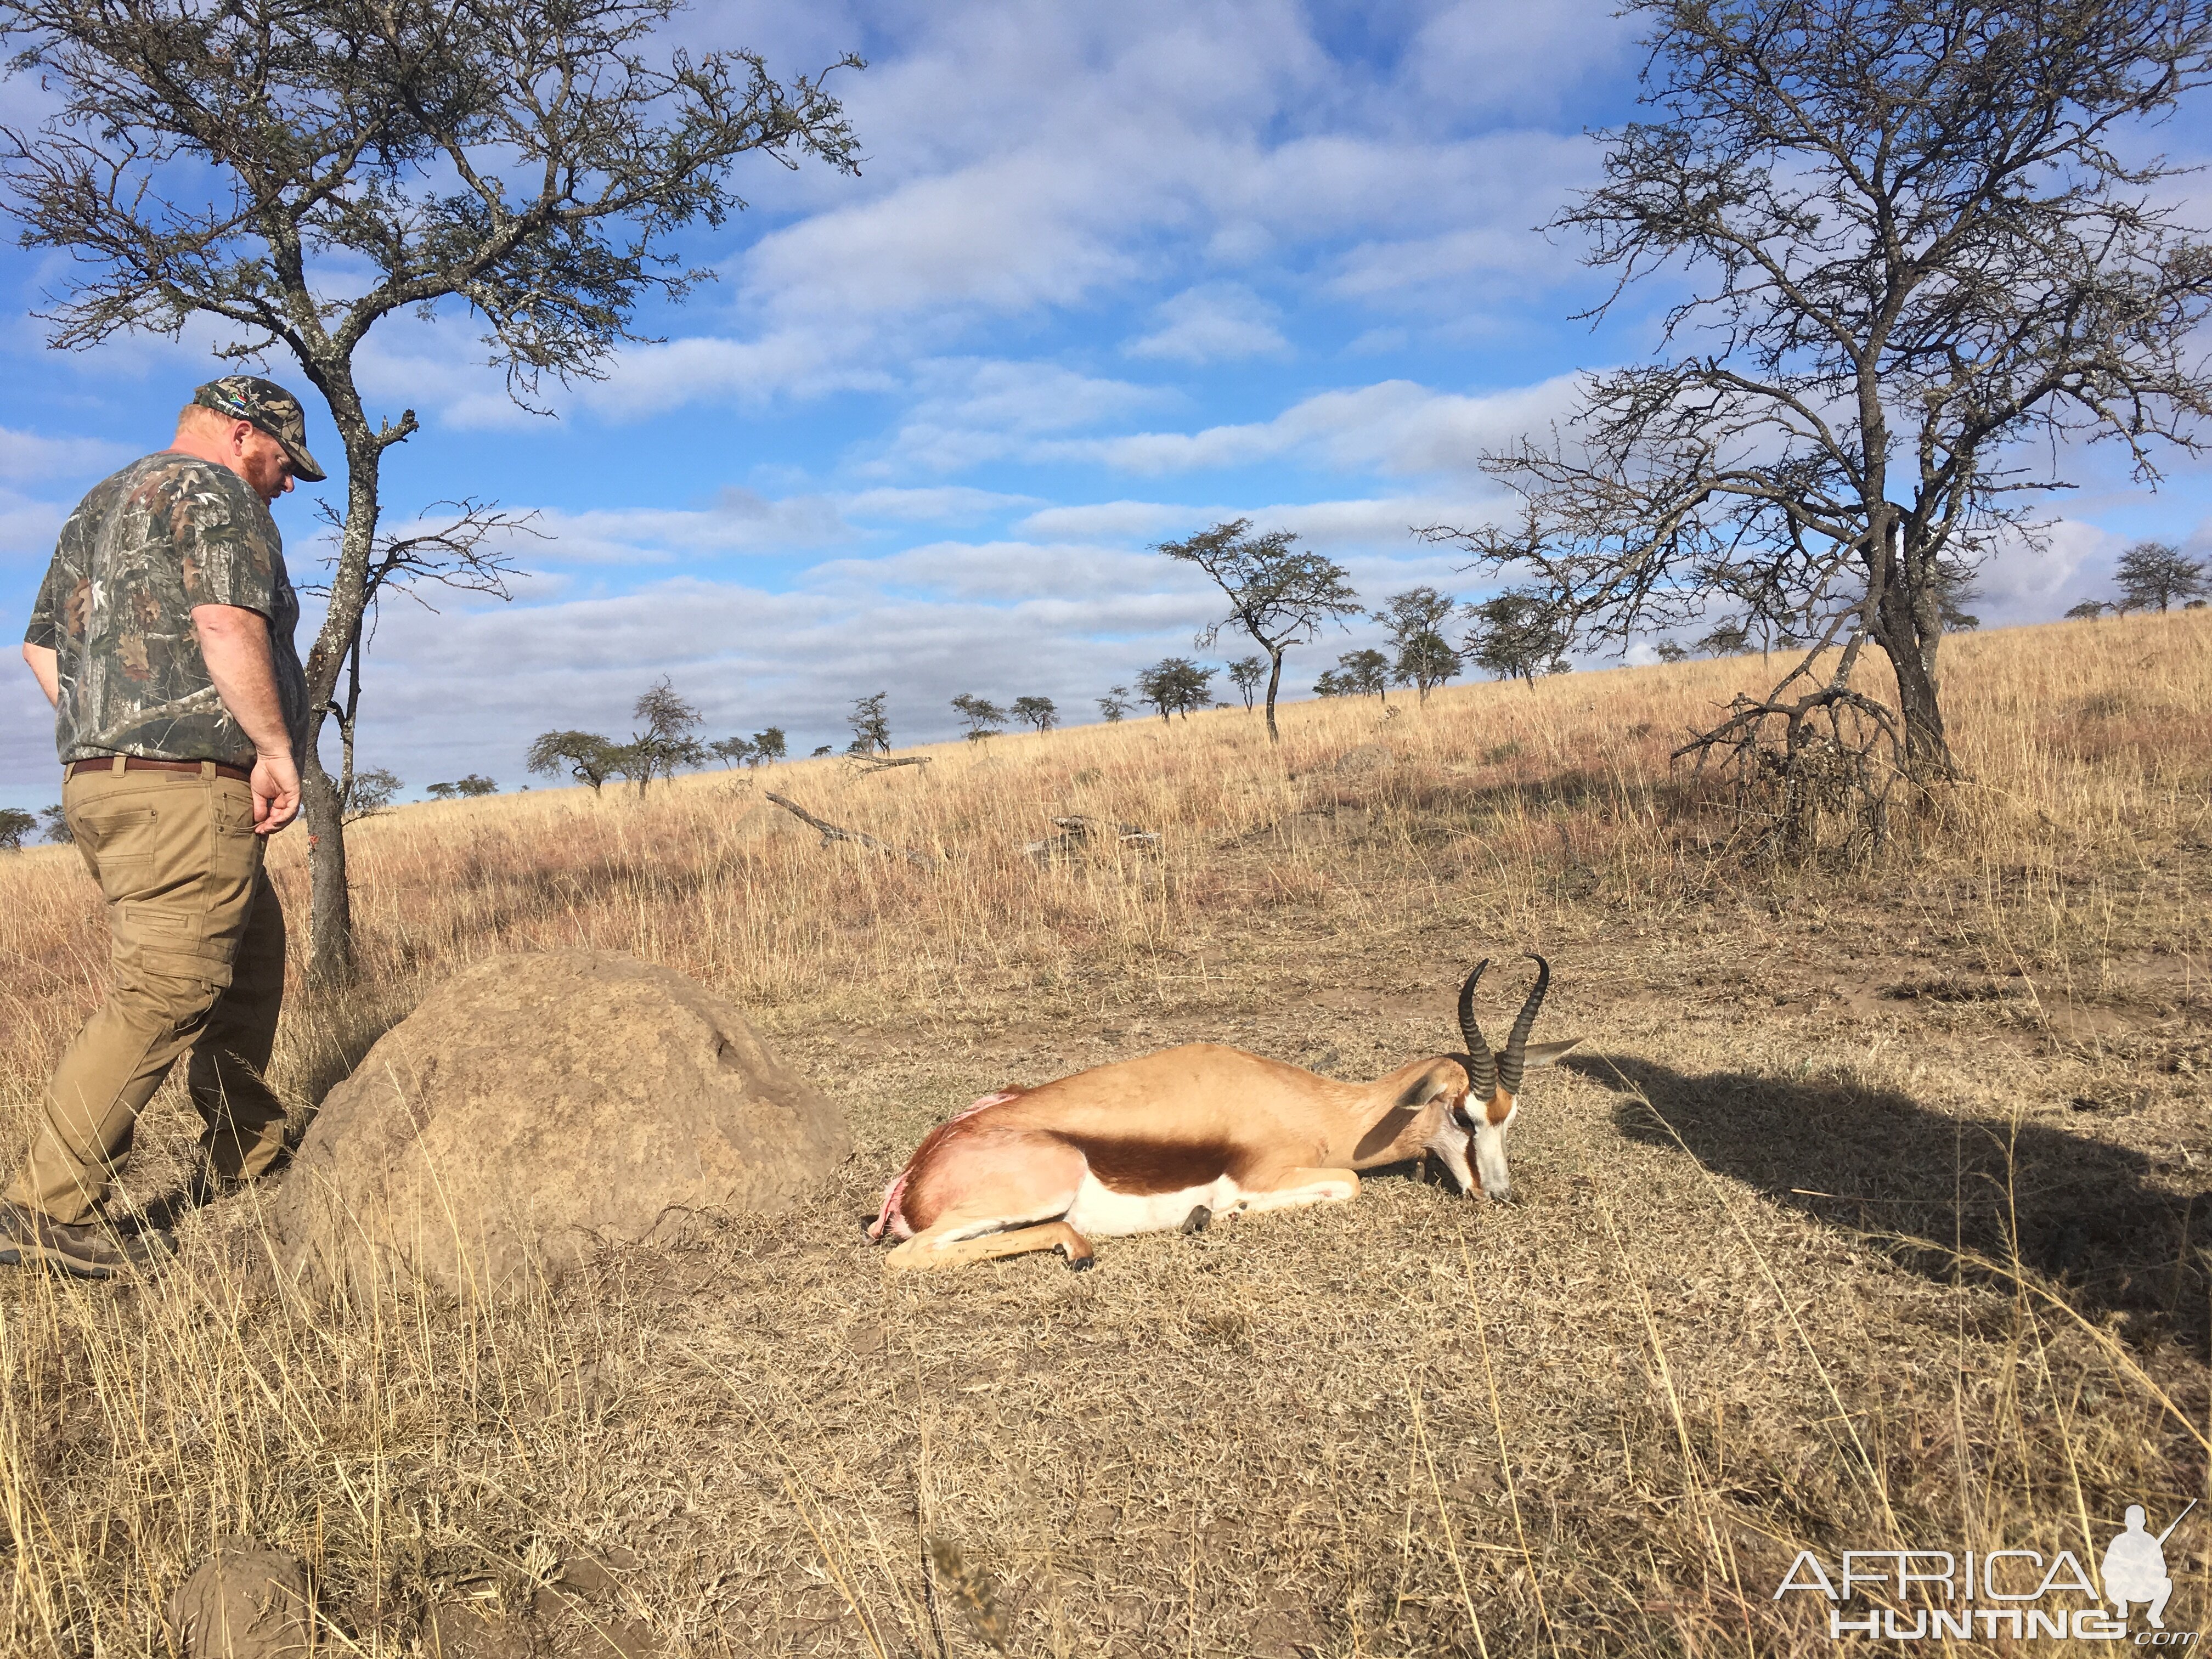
top-left (4, 376), bottom-right (322, 1278)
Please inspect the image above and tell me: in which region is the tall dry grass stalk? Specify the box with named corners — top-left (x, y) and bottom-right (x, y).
top-left (0, 612), bottom-right (2205, 1655)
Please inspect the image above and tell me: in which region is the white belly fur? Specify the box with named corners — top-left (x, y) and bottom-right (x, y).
top-left (1065, 1172), bottom-right (1244, 1238)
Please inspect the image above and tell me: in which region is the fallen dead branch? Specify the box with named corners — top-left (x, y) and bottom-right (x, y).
top-left (845, 754), bottom-right (932, 774)
top-left (1023, 815), bottom-right (1161, 861)
top-left (766, 793), bottom-right (939, 866)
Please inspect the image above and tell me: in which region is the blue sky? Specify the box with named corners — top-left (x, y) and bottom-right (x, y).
top-left (4, 0), bottom-right (2210, 809)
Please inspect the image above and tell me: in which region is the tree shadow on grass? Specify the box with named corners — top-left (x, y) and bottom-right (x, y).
top-left (1568, 1053), bottom-right (2208, 1356)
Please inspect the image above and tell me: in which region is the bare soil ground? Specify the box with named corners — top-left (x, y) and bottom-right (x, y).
top-left (2, 614), bottom-right (2207, 1656)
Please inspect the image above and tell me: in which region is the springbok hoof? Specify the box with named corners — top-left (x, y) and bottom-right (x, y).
top-left (1181, 1204), bottom-right (1212, 1234)
top-left (1065, 1251), bottom-right (1095, 1272)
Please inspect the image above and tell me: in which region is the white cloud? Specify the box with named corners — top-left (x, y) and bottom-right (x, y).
top-left (1015, 500), bottom-right (1197, 539)
top-left (1016, 492), bottom-right (1503, 550)
top-left (576, 330), bottom-right (903, 422)
top-left (506, 490), bottom-right (855, 565)
top-left (840, 485), bottom-right (1041, 522)
top-left (1397, 0), bottom-right (1634, 120)
top-left (0, 427), bottom-right (131, 484)
top-left (879, 358), bottom-right (1176, 473)
top-left (1124, 284), bottom-right (1289, 363)
top-left (808, 537), bottom-right (1187, 603)
top-left (0, 487), bottom-right (73, 564)
top-left (1040, 374), bottom-right (1584, 477)
top-left (1972, 518), bottom-right (2116, 624)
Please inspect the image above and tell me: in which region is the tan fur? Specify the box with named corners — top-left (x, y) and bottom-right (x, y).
top-left (877, 1046), bottom-right (1488, 1271)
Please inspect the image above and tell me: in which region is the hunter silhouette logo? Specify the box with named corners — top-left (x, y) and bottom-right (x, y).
top-left (2105, 1501), bottom-right (2192, 1631)
top-left (1776, 1497), bottom-right (2198, 1641)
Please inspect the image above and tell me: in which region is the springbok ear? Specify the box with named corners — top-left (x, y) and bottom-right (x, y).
top-left (1519, 1037), bottom-right (1584, 1069)
top-left (1395, 1057), bottom-right (1470, 1110)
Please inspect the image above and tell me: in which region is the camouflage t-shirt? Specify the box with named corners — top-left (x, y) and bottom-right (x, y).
top-left (23, 452), bottom-right (311, 768)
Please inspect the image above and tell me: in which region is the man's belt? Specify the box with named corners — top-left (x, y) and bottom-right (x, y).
top-left (67, 755), bottom-right (252, 783)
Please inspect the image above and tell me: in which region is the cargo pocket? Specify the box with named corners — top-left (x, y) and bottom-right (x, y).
top-left (113, 901), bottom-right (234, 1024)
top-left (209, 781), bottom-right (263, 883)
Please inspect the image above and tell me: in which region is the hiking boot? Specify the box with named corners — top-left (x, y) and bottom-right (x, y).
top-left (0, 1200), bottom-right (173, 1280)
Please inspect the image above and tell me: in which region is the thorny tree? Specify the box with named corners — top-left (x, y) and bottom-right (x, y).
top-left (1331, 648), bottom-right (1390, 700)
top-left (1157, 518), bottom-right (1361, 742)
top-left (2114, 539), bottom-right (2210, 610)
top-left (0, 0), bottom-right (862, 978)
top-left (1464, 591), bottom-right (1572, 686)
top-left (1226, 656), bottom-right (1266, 710)
top-left (1135, 658), bottom-right (1215, 723)
top-left (847, 691), bottom-right (891, 756)
top-left (527, 730), bottom-right (622, 793)
top-left (949, 693), bottom-right (1007, 741)
top-left (624, 677), bottom-right (704, 793)
top-left (1376, 585), bottom-right (1463, 701)
top-left (1421, 0), bottom-right (2212, 822)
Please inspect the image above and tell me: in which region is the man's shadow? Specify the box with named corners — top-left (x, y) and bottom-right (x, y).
top-left (1570, 1053), bottom-right (2207, 1355)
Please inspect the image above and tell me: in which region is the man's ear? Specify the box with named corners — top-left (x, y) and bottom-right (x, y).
top-left (1519, 1037), bottom-right (1584, 1068)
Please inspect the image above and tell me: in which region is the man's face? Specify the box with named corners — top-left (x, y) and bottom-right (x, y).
top-left (232, 422), bottom-right (296, 504)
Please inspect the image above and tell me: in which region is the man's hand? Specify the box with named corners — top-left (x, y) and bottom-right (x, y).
top-left (250, 749), bottom-right (301, 833)
top-left (192, 604), bottom-right (300, 836)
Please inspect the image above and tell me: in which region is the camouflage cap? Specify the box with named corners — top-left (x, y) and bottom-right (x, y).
top-left (191, 375), bottom-right (327, 483)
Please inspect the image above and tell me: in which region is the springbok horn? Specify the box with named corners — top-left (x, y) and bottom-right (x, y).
top-left (1497, 953), bottom-right (1552, 1095)
top-left (1457, 961), bottom-right (1497, 1101)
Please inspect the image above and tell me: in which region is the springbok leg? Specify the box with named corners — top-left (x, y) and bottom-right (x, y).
top-left (885, 1219), bottom-right (1094, 1271)
top-left (1226, 1167), bottom-right (1362, 1218)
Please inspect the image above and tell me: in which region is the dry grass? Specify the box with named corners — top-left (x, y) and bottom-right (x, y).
top-left (2, 611), bottom-right (2208, 1656)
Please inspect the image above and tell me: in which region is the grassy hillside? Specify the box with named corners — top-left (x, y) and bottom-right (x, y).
top-left (2, 612), bottom-right (2207, 1655)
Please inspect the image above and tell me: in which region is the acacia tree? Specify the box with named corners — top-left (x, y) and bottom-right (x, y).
top-left (848, 692), bottom-right (891, 755)
top-left (1136, 658), bottom-right (1215, 723)
top-left (2114, 540), bottom-right (2210, 611)
top-left (1011, 695), bottom-right (1057, 733)
top-left (1422, 0), bottom-right (2212, 790)
top-left (1465, 592), bottom-right (1571, 686)
top-left (527, 730), bottom-right (621, 793)
top-left (0, 0), bottom-right (861, 978)
top-left (341, 765), bottom-right (402, 822)
top-left (1376, 586), bottom-right (1463, 702)
top-left (625, 678), bottom-right (704, 792)
top-left (1332, 648), bottom-right (1390, 700)
top-left (1157, 518), bottom-right (1360, 742)
top-left (950, 693), bottom-right (1007, 741)
top-left (1226, 656), bottom-right (1266, 710)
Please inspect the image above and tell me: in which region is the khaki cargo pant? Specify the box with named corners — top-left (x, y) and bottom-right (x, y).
top-left (7, 761), bottom-right (289, 1225)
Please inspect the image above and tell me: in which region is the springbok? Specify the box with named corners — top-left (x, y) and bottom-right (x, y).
top-left (868, 956), bottom-right (1579, 1271)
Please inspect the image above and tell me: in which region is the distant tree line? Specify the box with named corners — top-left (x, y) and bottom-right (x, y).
top-left (948, 693), bottom-right (1057, 740)
top-left (529, 679), bottom-right (792, 797)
